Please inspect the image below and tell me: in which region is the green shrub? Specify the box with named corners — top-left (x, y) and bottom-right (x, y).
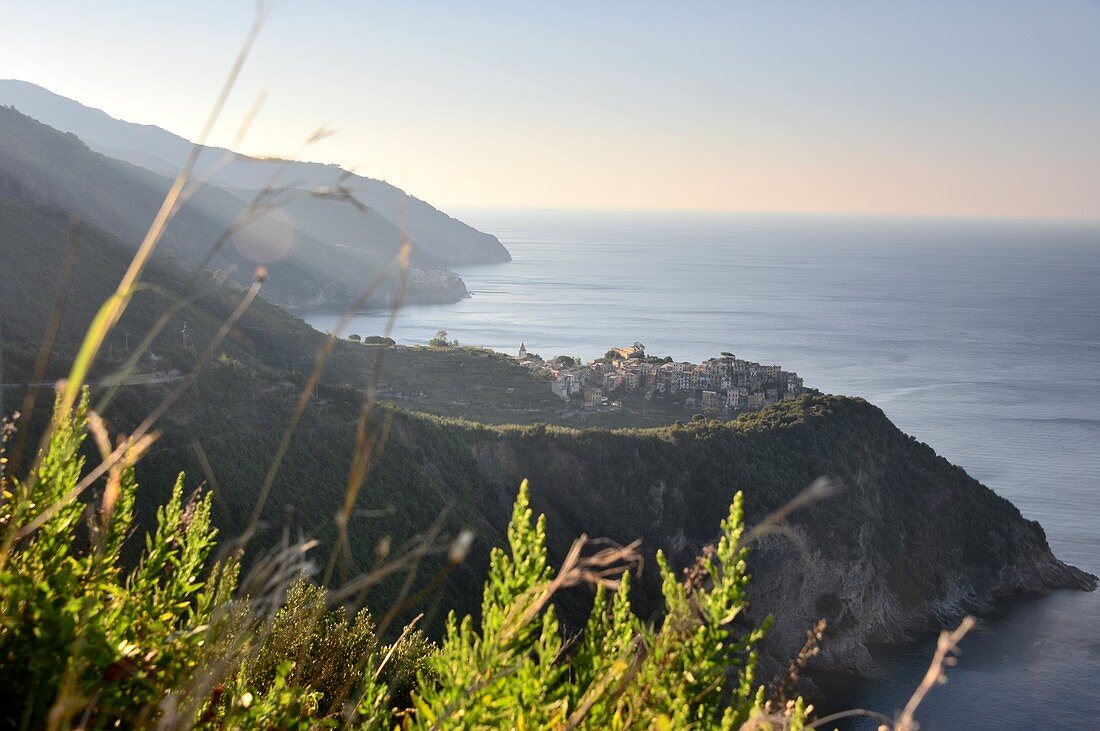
top-left (0, 394), bottom-right (236, 728)
top-left (0, 399), bottom-right (800, 729)
top-left (429, 329), bottom-right (457, 347)
top-left (410, 481), bottom-right (799, 729)
top-left (0, 398), bottom-right (422, 728)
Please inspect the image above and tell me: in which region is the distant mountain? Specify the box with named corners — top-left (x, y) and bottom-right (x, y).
top-left (0, 79), bottom-right (511, 267)
top-left (0, 105), bottom-right (468, 309)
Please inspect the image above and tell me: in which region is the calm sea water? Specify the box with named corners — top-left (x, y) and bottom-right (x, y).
top-left (307, 210), bottom-right (1100, 728)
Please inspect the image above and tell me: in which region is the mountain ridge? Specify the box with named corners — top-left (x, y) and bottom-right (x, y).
top-left (0, 79), bottom-right (511, 268)
top-left (0, 104), bottom-right (472, 309)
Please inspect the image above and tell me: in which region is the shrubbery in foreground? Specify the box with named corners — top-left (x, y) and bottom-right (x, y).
top-left (0, 398), bottom-right (802, 729)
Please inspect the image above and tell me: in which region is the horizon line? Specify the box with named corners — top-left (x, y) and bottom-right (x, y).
top-left (445, 204), bottom-right (1100, 227)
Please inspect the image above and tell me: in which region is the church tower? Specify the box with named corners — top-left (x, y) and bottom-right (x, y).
top-left (518, 342), bottom-right (527, 360)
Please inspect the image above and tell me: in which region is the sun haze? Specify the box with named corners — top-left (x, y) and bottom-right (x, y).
top-left (1, 1), bottom-right (1097, 219)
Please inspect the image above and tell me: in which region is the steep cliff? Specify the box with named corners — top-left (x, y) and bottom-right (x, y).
top-left (377, 397), bottom-right (1096, 675)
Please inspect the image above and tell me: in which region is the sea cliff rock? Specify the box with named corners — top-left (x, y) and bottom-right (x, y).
top-left (449, 396), bottom-right (1096, 676)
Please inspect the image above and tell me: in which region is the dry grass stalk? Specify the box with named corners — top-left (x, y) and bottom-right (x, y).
top-left (243, 266), bottom-right (392, 537)
top-left (56, 3), bottom-right (271, 419)
top-left (7, 217), bottom-right (82, 476)
top-left (807, 616), bottom-right (976, 730)
top-left (330, 235), bottom-right (411, 582)
top-left (894, 616), bottom-right (976, 731)
top-left (0, 2), bottom-right (272, 573)
top-left (738, 477), bottom-right (838, 555)
top-left (95, 120), bottom-right (342, 418)
top-left (769, 618), bottom-right (827, 714)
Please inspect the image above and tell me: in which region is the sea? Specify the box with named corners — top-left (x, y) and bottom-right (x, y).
top-left (305, 209), bottom-right (1100, 729)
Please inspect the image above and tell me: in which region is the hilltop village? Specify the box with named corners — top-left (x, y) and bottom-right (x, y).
top-left (515, 342), bottom-right (805, 415)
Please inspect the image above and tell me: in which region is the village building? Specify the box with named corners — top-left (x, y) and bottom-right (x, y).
top-left (526, 342), bottom-right (806, 418)
top-left (583, 388), bottom-right (603, 410)
top-left (701, 390), bottom-right (720, 412)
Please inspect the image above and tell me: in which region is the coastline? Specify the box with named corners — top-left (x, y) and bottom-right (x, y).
top-left (303, 210), bottom-right (1100, 726)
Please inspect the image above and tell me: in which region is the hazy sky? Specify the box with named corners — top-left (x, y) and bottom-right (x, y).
top-left (2, 1), bottom-right (1098, 218)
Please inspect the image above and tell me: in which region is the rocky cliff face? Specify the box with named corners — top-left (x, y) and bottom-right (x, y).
top-left (434, 396), bottom-right (1095, 676)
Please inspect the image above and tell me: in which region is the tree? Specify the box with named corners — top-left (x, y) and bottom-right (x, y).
top-left (348, 333), bottom-right (362, 342)
top-left (429, 329), bottom-right (453, 347)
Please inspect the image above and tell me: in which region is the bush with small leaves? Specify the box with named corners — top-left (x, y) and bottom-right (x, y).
top-left (0, 393), bottom-right (237, 727)
top-left (409, 481), bottom-right (802, 729)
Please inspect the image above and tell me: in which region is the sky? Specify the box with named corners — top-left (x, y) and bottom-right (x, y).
top-left (2, 1), bottom-right (1098, 219)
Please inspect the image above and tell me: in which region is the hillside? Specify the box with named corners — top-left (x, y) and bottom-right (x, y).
top-left (421, 398), bottom-right (1097, 673)
top-left (0, 194), bottom-right (1093, 684)
top-left (0, 104), bottom-right (700, 430)
top-left (121, 386), bottom-right (1100, 676)
top-left (0, 198), bottom-right (323, 381)
top-left (0, 105), bottom-right (474, 309)
top-left (0, 194), bottom-right (502, 619)
top-left (0, 79), bottom-right (511, 267)
top-left (0, 202), bottom-right (559, 423)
